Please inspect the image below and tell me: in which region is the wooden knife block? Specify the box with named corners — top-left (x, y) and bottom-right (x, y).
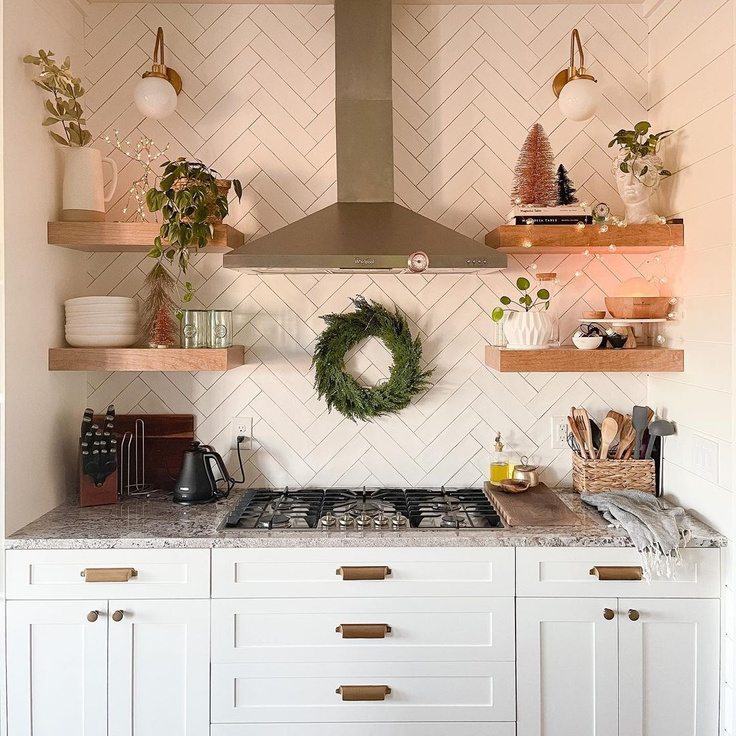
top-left (79, 450), bottom-right (118, 507)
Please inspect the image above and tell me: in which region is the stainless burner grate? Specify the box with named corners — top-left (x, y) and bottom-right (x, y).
top-left (222, 487), bottom-right (503, 531)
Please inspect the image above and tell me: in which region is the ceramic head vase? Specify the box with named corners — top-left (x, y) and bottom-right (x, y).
top-left (612, 152), bottom-right (663, 224)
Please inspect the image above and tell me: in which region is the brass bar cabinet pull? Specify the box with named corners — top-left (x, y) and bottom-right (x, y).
top-left (81, 567), bottom-right (138, 583)
top-left (603, 608), bottom-right (615, 620)
top-left (336, 685), bottom-right (391, 701)
top-left (336, 623), bottom-right (392, 639)
top-left (336, 566), bottom-right (392, 581)
top-left (589, 566), bottom-right (643, 581)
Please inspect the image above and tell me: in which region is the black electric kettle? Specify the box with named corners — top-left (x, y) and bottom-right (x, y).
top-left (173, 442), bottom-right (236, 505)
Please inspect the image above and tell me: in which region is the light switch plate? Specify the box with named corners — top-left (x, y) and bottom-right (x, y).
top-left (692, 434), bottom-right (718, 484)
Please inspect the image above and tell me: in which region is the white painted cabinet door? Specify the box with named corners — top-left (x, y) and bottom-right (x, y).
top-left (107, 599), bottom-right (210, 736)
top-left (618, 598), bottom-right (720, 736)
top-left (6, 600), bottom-right (108, 736)
top-left (517, 597), bottom-right (619, 736)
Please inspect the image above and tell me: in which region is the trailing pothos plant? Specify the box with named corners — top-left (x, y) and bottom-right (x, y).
top-left (145, 158), bottom-right (242, 302)
top-left (608, 121), bottom-right (672, 184)
top-left (24, 50), bottom-right (91, 147)
top-left (492, 277), bottom-right (550, 322)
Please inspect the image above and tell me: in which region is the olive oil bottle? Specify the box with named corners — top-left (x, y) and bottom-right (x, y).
top-left (490, 432), bottom-right (510, 484)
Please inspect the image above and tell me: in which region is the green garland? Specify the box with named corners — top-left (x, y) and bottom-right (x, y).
top-left (312, 296), bottom-right (433, 422)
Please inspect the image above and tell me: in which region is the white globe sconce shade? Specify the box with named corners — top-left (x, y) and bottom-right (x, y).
top-left (134, 75), bottom-right (178, 120)
top-left (134, 27), bottom-right (182, 120)
top-left (557, 77), bottom-right (600, 121)
top-left (552, 28), bottom-right (599, 122)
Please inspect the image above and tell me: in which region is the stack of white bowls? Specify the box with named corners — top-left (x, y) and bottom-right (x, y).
top-left (65, 297), bottom-right (140, 348)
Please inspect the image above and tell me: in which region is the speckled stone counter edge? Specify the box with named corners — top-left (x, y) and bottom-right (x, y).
top-left (5, 489), bottom-right (726, 550)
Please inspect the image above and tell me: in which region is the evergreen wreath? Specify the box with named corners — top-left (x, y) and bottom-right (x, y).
top-left (312, 296), bottom-right (433, 422)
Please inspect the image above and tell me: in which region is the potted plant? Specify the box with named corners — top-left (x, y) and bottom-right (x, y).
top-left (24, 50), bottom-right (118, 221)
top-left (145, 158), bottom-right (243, 278)
top-left (608, 121), bottom-right (672, 224)
top-left (492, 277), bottom-right (552, 350)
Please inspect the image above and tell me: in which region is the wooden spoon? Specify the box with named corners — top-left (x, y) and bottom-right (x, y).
top-left (570, 409), bottom-right (590, 458)
top-left (614, 414), bottom-right (633, 458)
top-left (606, 410), bottom-right (624, 433)
top-left (599, 417), bottom-right (619, 459)
top-left (568, 416), bottom-right (587, 457)
top-left (575, 408), bottom-right (595, 460)
top-left (619, 425), bottom-right (637, 459)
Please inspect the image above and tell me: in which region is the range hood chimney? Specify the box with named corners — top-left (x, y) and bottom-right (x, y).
top-left (223, 0), bottom-right (507, 274)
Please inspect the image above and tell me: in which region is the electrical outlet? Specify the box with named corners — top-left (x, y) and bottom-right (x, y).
top-left (551, 416), bottom-right (569, 449)
top-left (230, 417), bottom-right (253, 451)
top-left (693, 434), bottom-right (718, 484)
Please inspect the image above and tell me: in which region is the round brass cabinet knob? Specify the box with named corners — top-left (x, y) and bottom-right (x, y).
top-left (603, 608), bottom-right (615, 620)
top-left (628, 609), bottom-right (640, 621)
top-left (112, 610), bottom-right (125, 622)
top-left (87, 610), bottom-right (99, 622)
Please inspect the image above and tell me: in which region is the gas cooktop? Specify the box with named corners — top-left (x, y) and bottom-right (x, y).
top-left (221, 487), bottom-right (504, 531)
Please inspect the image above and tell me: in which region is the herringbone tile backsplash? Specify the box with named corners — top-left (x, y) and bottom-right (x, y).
top-left (84, 3), bottom-right (655, 488)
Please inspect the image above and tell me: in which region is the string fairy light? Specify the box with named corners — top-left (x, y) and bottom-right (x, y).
top-left (103, 130), bottom-right (170, 221)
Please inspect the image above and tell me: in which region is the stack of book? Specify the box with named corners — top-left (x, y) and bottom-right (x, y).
top-left (507, 205), bottom-right (592, 225)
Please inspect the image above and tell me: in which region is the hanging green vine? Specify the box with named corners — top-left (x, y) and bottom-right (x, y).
top-left (312, 296), bottom-right (433, 422)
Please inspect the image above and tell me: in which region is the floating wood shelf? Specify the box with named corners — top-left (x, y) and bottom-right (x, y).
top-left (49, 346), bottom-right (245, 372)
top-left (485, 222), bottom-right (684, 254)
top-left (48, 222), bottom-right (244, 253)
top-left (485, 346), bottom-right (684, 373)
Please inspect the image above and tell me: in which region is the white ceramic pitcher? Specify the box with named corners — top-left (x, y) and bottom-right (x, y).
top-left (61, 147), bottom-right (118, 222)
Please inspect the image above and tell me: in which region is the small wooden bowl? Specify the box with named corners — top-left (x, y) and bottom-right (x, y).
top-left (605, 296), bottom-right (669, 319)
top-left (497, 478), bottom-right (530, 494)
top-left (582, 310), bottom-right (606, 320)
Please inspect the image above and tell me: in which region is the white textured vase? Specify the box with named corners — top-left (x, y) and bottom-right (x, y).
top-left (61, 147), bottom-right (118, 222)
top-left (504, 311), bottom-right (552, 350)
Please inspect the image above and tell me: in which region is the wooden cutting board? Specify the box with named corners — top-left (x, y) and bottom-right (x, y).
top-left (93, 414), bottom-right (195, 493)
top-left (484, 482), bottom-right (580, 527)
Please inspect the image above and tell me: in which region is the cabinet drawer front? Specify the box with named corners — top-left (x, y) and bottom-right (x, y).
top-left (212, 723), bottom-right (516, 736)
top-left (212, 597), bottom-right (515, 663)
top-left (6, 549), bottom-right (210, 600)
top-left (516, 547), bottom-right (720, 598)
top-left (212, 548), bottom-right (514, 598)
top-left (211, 661), bottom-right (515, 723)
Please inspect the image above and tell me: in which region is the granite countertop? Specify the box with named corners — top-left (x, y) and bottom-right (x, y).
top-left (5, 488), bottom-right (726, 550)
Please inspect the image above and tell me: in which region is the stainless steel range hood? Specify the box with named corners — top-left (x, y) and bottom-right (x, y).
top-left (223, 0), bottom-right (507, 275)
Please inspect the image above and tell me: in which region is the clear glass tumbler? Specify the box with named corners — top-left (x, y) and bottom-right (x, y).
top-left (209, 310), bottom-right (233, 349)
top-left (536, 272), bottom-right (560, 346)
top-left (180, 309), bottom-right (209, 348)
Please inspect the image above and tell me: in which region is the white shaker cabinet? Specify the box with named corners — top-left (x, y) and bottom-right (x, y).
top-left (517, 597), bottom-right (719, 736)
top-left (5, 549), bottom-right (211, 736)
top-left (516, 597), bottom-right (620, 736)
top-left (107, 599), bottom-right (210, 736)
top-left (6, 600), bottom-right (109, 736)
top-left (618, 598), bottom-right (720, 736)
top-left (7, 598), bottom-right (210, 736)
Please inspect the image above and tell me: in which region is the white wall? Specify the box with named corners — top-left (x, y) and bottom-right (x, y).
top-left (81, 4), bottom-right (660, 490)
top-left (2, 0), bottom-right (88, 535)
top-left (645, 0), bottom-right (735, 731)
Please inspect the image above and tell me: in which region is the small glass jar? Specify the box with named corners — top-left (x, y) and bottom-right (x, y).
top-left (491, 315), bottom-right (506, 347)
top-left (209, 310), bottom-right (233, 349)
top-left (180, 309), bottom-right (209, 348)
top-left (536, 272), bottom-right (560, 346)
